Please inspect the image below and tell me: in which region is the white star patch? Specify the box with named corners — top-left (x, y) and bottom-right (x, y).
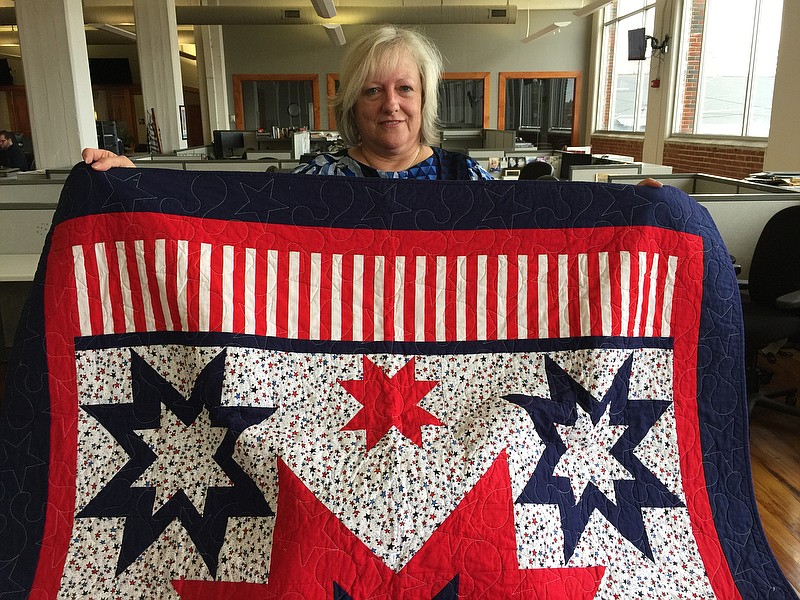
top-left (137, 403), bottom-right (231, 515)
top-left (553, 405), bottom-right (633, 504)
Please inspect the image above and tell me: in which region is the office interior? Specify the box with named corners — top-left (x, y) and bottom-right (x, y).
top-left (0, 0), bottom-right (798, 591)
top-left (0, 0), bottom-right (798, 338)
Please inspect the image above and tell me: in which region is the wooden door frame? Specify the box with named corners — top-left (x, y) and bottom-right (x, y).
top-left (497, 71), bottom-right (582, 146)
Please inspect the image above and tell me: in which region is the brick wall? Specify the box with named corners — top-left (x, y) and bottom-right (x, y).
top-left (590, 135), bottom-right (765, 178)
top-left (662, 141), bottom-right (765, 178)
top-left (589, 136), bottom-right (644, 161)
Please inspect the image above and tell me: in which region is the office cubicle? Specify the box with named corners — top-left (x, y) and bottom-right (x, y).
top-left (607, 172), bottom-right (800, 279)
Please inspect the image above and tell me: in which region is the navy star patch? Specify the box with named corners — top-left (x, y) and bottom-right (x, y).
top-left (507, 352), bottom-right (682, 562)
top-left (78, 348), bottom-right (275, 576)
top-left (100, 170), bottom-right (157, 210)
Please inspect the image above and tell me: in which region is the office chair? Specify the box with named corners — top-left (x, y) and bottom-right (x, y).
top-left (741, 204), bottom-right (800, 415)
top-left (518, 160), bottom-right (555, 180)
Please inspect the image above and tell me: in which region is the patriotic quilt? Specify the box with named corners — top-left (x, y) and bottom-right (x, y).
top-left (0, 163), bottom-right (796, 599)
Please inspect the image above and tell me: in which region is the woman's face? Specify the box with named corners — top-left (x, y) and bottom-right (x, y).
top-left (354, 51), bottom-right (423, 155)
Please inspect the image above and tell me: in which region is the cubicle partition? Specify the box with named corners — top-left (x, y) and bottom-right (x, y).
top-left (0, 180), bottom-right (62, 349)
top-left (608, 173), bottom-right (800, 279)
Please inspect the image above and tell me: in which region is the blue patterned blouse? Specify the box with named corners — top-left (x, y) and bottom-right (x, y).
top-left (291, 147), bottom-right (493, 181)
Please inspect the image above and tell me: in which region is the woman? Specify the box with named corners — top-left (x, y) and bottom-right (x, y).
top-left (82, 27), bottom-right (492, 180)
top-left (291, 26), bottom-right (491, 180)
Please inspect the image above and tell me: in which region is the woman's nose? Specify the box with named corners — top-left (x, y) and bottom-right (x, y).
top-left (382, 89), bottom-right (399, 112)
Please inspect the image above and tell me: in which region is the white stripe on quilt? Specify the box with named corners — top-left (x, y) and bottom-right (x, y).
top-left (620, 251), bottom-right (631, 336)
top-left (414, 256), bottom-right (425, 343)
top-left (287, 251), bottom-right (300, 339)
top-left (436, 256), bottom-right (447, 342)
top-left (176, 240), bottom-right (189, 332)
top-left (394, 256), bottom-right (405, 342)
top-left (266, 249), bottom-right (278, 338)
top-left (558, 254), bottom-right (569, 338)
top-left (70, 240), bottom-right (681, 342)
top-left (93, 242), bottom-right (113, 335)
top-left (456, 256), bottom-right (467, 342)
top-left (244, 247), bottom-right (256, 335)
top-left (134, 240), bottom-right (156, 331)
top-left (599, 252), bottom-right (611, 337)
top-left (115, 241), bottom-right (135, 333)
top-left (497, 255), bottom-right (508, 340)
top-left (72, 245), bottom-right (91, 337)
top-left (199, 242), bottom-right (212, 332)
top-left (476, 255), bottom-right (487, 341)
top-left (331, 253), bottom-right (342, 341)
top-left (352, 254), bottom-right (364, 342)
top-left (645, 253), bottom-right (660, 337)
top-left (154, 239), bottom-right (173, 331)
top-left (633, 251), bottom-right (647, 336)
top-left (222, 245), bottom-right (235, 333)
top-left (578, 253), bottom-right (590, 337)
top-left (309, 252), bottom-right (322, 340)
top-left (517, 255), bottom-right (528, 339)
top-left (537, 254), bottom-right (549, 339)
top-left (662, 255), bottom-right (678, 338)
top-left (373, 256), bottom-right (384, 342)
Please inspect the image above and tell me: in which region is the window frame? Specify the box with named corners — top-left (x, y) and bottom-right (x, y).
top-left (232, 74), bottom-right (320, 130)
top-left (497, 71), bottom-right (582, 147)
top-left (594, 0), bottom-right (657, 134)
top-left (439, 72), bottom-right (491, 130)
top-left (671, 0), bottom-right (782, 138)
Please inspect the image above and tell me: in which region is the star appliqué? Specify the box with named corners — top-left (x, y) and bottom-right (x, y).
top-left (507, 352), bottom-right (683, 562)
top-left (78, 348), bottom-right (276, 576)
top-left (553, 403), bottom-right (633, 504)
top-left (339, 356), bottom-right (442, 450)
top-left (136, 403), bottom-right (231, 515)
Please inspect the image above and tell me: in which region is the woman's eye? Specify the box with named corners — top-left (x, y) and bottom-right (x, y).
top-left (399, 85), bottom-right (413, 93)
top-left (363, 87), bottom-right (380, 97)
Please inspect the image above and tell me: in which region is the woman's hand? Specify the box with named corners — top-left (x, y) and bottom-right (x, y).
top-left (636, 177), bottom-right (663, 187)
top-left (82, 148), bottom-right (135, 170)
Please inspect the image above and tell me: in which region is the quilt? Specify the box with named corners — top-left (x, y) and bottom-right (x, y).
top-left (0, 163), bottom-right (796, 599)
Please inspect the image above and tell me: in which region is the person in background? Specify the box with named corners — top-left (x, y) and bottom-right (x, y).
top-left (290, 26), bottom-right (491, 180)
top-left (0, 130), bottom-right (28, 171)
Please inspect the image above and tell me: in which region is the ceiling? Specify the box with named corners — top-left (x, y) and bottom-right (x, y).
top-left (0, 1), bottom-right (590, 50)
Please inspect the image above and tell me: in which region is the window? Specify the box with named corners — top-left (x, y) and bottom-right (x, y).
top-left (596, 0), bottom-right (656, 132)
top-left (438, 73), bottom-right (490, 129)
top-left (673, 0), bottom-right (783, 137)
top-left (232, 74), bottom-right (320, 130)
top-left (498, 72), bottom-right (582, 148)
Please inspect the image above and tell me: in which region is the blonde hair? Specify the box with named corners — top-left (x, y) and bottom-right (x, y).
top-left (333, 26), bottom-right (443, 147)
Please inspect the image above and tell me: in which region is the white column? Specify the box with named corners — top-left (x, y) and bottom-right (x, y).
top-left (763, 0), bottom-right (800, 171)
top-left (134, 0), bottom-right (186, 153)
top-left (15, 0), bottom-right (96, 169)
top-left (194, 19), bottom-right (230, 143)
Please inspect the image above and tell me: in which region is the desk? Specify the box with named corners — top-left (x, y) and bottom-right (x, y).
top-left (0, 253), bottom-right (39, 358)
top-left (0, 253), bottom-right (39, 282)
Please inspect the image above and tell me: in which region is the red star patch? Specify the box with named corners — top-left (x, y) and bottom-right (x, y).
top-left (339, 356), bottom-right (442, 450)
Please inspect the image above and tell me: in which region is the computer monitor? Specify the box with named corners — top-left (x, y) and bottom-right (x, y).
top-left (556, 150), bottom-right (593, 180)
top-left (213, 130), bottom-right (245, 159)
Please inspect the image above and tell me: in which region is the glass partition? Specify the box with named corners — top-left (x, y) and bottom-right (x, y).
top-left (233, 74), bottom-right (320, 131)
top-left (498, 72), bottom-right (581, 149)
